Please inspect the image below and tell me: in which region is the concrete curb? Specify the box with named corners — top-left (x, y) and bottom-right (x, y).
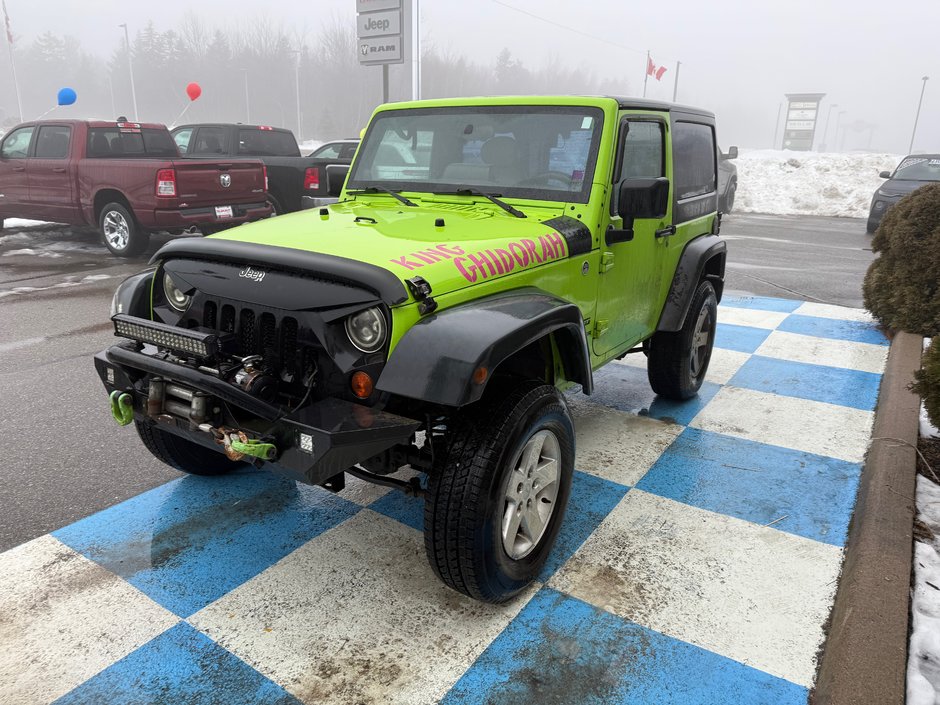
top-left (811, 331), bottom-right (923, 705)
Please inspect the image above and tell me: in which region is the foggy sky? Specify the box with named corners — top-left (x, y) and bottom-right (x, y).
top-left (1, 0), bottom-right (937, 154)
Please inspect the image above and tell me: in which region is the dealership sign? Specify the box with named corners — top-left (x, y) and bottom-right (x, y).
top-left (782, 93), bottom-right (826, 151)
top-left (357, 0), bottom-right (403, 65)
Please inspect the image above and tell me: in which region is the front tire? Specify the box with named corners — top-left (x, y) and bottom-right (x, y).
top-left (135, 421), bottom-right (242, 476)
top-left (866, 217), bottom-right (878, 234)
top-left (721, 179), bottom-right (737, 213)
top-left (99, 202), bottom-right (149, 257)
top-left (424, 382), bottom-right (575, 603)
top-left (647, 279), bottom-right (718, 400)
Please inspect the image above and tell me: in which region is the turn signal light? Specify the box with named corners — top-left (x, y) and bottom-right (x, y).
top-left (351, 371), bottom-right (374, 399)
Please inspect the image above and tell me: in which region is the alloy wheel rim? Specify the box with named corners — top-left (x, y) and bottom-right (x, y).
top-left (690, 304), bottom-right (713, 378)
top-left (103, 211), bottom-right (129, 250)
top-left (501, 429), bottom-right (561, 560)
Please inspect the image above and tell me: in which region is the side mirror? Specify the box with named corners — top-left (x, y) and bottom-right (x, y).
top-left (326, 165), bottom-right (349, 197)
top-left (725, 146), bottom-right (738, 160)
top-left (618, 177), bottom-right (670, 221)
top-left (879, 170), bottom-right (891, 179)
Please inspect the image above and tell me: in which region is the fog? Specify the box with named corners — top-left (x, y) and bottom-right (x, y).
top-left (0, 0), bottom-right (936, 154)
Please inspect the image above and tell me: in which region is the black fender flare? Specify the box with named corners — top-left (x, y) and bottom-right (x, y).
top-left (656, 235), bottom-right (727, 332)
top-left (111, 267), bottom-right (156, 318)
top-left (376, 288), bottom-right (593, 407)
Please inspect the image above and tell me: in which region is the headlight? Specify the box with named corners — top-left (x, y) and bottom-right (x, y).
top-left (163, 272), bottom-right (191, 312)
top-left (345, 306), bottom-right (387, 353)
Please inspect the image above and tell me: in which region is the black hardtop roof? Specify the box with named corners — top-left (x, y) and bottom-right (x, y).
top-left (604, 96), bottom-right (715, 119)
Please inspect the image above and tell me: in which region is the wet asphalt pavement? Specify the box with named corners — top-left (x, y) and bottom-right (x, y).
top-left (0, 213), bottom-right (877, 551)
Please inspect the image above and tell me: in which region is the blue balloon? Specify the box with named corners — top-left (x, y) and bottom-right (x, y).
top-left (57, 87), bottom-right (77, 106)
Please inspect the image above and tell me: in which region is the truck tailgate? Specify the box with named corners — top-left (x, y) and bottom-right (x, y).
top-left (172, 160), bottom-right (266, 205)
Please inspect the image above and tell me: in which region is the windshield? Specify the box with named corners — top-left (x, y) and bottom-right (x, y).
top-left (347, 106), bottom-right (604, 204)
top-left (893, 156), bottom-right (940, 182)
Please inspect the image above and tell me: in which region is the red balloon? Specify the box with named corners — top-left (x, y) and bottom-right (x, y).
top-left (185, 82), bottom-right (202, 101)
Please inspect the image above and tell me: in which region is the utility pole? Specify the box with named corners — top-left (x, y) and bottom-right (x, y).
top-left (293, 49), bottom-right (302, 141)
top-left (820, 103), bottom-right (837, 151)
top-left (773, 102), bottom-right (782, 149)
top-left (241, 69), bottom-right (250, 123)
top-left (118, 23), bottom-right (139, 121)
top-left (672, 60), bottom-right (681, 102)
top-left (909, 76), bottom-right (929, 154)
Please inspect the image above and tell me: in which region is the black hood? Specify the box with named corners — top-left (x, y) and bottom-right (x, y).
top-left (876, 178), bottom-right (935, 198)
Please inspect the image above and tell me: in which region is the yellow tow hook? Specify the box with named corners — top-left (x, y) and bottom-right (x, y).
top-left (109, 391), bottom-right (134, 426)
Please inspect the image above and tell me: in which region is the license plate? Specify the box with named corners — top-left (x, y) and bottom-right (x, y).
top-left (215, 206), bottom-right (234, 219)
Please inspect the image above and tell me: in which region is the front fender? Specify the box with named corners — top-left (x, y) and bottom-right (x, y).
top-left (110, 267), bottom-right (156, 318)
top-left (377, 288), bottom-right (592, 407)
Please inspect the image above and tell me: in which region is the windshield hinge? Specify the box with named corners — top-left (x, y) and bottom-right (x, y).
top-left (600, 252), bottom-right (615, 273)
top-left (406, 276), bottom-right (438, 316)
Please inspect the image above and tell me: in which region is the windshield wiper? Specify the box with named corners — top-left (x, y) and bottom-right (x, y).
top-left (346, 186), bottom-right (418, 207)
top-left (433, 188), bottom-right (526, 218)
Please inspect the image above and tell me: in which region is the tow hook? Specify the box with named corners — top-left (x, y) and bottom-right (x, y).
top-left (109, 391), bottom-right (134, 426)
top-left (200, 424), bottom-right (277, 462)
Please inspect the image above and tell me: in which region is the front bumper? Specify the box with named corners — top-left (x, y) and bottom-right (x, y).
top-left (150, 201), bottom-right (272, 228)
top-left (94, 343), bottom-right (421, 486)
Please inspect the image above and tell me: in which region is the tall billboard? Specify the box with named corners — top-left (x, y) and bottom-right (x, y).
top-left (782, 93), bottom-right (826, 151)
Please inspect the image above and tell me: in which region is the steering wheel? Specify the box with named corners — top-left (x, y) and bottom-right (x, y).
top-left (518, 171), bottom-right (574, 188)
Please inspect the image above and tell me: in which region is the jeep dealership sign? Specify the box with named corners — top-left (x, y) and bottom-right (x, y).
top-left (357, 0), bottom-right (404, 65)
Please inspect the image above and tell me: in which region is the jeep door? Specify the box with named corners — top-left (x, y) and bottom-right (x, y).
top-left (592, 115), bottom-right (671, 357)
top-left (0, 125), bottom-right (35, 218)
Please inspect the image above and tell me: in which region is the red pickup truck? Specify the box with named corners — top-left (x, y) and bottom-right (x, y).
top-left (0, 120), bottom-right (271, 256)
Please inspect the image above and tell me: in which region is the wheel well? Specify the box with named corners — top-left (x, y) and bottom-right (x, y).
top-left (703, 253), bottom-right (725, 301)
top-left (94, 190), bottom-right (132, 222)
top-left (488, 329), bottom-right (591, 393)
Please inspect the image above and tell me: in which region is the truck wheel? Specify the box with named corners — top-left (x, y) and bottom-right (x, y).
top-left (100, 202), bottom-right (149, 257)
top-left (647, 279), bottom-right (718, 400)
top-left (135, 420), bottom-right (241, 476)
top-left (424, 382), bottom-right (574, 602)
top-left (266, 194), bottom-right (283, 217)
top-left (723, 179), bottom-right (736, 213)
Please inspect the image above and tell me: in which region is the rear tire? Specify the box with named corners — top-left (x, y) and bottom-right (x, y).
top-left (135, 420), bottom-right (242, 476)
top-left (99, 202), bottom-right (149, 257)
top-left (424, 382), bottom-right (574, 603)
top-left (647, 279), bottom-right (718, 400)
top-left (266, 194), bottom-right (283, 217)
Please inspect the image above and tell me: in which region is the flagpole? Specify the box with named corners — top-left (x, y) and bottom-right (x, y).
top-left (672, 61), bottom-right (681, 102)
top-left (643, 50), bottom-right (650, 98)
top-left (6, 39), bottom-right (22, 121)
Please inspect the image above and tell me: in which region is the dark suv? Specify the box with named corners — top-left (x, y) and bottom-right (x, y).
top-left (867, 154), bottom-right (940, 232)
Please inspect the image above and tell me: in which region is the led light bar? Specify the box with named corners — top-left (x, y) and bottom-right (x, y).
top-left (112, 314), bottom-right (219, 358)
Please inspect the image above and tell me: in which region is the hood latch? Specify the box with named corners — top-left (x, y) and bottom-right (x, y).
top-left (406, 276), bottom-right (438, 316)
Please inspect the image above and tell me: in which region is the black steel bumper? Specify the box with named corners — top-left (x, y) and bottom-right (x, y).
top-left (94, 343), bottom-right (421, 486)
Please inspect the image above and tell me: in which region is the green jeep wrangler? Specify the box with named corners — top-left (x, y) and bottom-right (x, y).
top-left (96, 96), bottom-right (726, 603)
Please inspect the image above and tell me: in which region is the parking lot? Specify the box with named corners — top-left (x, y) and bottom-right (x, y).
top-left (0, 213), bottom-right (887, 702)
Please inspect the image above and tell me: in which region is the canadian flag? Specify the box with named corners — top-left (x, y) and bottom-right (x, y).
top-left (647, 56), bottom-right (667, 81)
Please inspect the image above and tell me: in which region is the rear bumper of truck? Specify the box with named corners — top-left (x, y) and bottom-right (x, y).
top-left (145, 201), bottom-right (272, 229)
top-left (94, 342), bottom-right (420, 486)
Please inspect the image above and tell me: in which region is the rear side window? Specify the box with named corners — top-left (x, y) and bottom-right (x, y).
top-left (34, 125), bottom-right (72, 159)
top-left (173, 128), bottom-right (194, 154)
top-left (673, 121), bottom-right (716, 200)
top-left (191, 127), bottom-right (227, 156)
top-left (237, 129), bottom-right (299, 157)
top-left (311, 143), bottom-right (341, 159)
top-left (1, 126), bottom-right (34, 158)
top-left (87, 128), bottom-right (178, 158)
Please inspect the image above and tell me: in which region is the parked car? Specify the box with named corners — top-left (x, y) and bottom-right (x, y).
top-left (0, 119), bottom-right (271, 256)
top-left (867, 154), bottom-right (940, 233)
top-left (172, 124), bottom-right (353, 214)
top-left (97, 95), bottom-right (726, 602)
top-left (718, 145), bottom-right (738, 213)
top-left (307, 139), bottom-right (359, 160)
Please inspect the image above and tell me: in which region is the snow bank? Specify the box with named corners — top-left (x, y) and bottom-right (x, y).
top-left (735, 150), bottom-right (903, 219)
top-left (909, 475), bottom-right (940, 705)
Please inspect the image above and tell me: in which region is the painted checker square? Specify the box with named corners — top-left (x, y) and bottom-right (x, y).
top-left (2, 295), bottom-right (888, 704)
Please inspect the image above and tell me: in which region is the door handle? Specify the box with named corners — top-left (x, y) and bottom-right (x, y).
top-left (12, 166), bottom-right (25, 172)
top-left (655, 225), bottom-right (676, 239)
top-left (52, 167), bottom-right (66, 173)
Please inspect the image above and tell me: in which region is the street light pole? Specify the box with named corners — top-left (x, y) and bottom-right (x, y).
top-left (835, 110), bottom-right (847, 152)
top-left (241, 69), bottom-right (250, 123)
top-left (293, 50), bottom-right (302, 142)
top-left (118, 23), bottom-right (139, 121)
top-left (820, 103), bottom-right (837, 151)
top-left (909, 76), bottom-right (929, 154)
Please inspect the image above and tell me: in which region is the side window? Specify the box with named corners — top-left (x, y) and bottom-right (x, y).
top-left (673, 121), bottom-right (716, 200)
top-left (191, 127), bottom-right (227, 155)
top-left (1, 126), bottom-right (35, 159)
top-left (611, 119), bottom-right (664, 214)
top-left (34, 126), bottom-right (72, 159)
top-left (339, 143), bottom-right (358, 159)
top-left (173, 128), bottom-right (194, 154)
top-left (313, 143), bottom-right (341, 159)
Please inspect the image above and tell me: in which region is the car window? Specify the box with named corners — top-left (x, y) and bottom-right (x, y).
top-left (34, 125), bottom-right (72, 159)
top-left (339, 143), bottom-right (359, 159)
top-left (87, 127), bottom-right (179, 158)
top-left (173, 128), bottom-right (194, 154)
top-left (893, 157), bottom-right (940, 182)
top-left (1, 126), bottom-right (35, 159)
top-left (237, 129), bottom-right (300, 157)
top-left (191, 127), bottom-right (227, 155)
top-left (673, 121), bottom-right (716, 200)
top-left (312, 143), bottom-right (341, 159)
top-left (611, 120), bottom-right (665, 215)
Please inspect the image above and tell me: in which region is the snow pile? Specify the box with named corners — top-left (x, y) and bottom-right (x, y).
top-left (909, 475), bottom-right (940, 705)
top-left (735, 151), bottom-right (903, 219)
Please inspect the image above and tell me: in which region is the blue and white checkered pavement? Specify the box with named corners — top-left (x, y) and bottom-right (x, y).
top-left (0, 296), bottom-right (889, 704)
